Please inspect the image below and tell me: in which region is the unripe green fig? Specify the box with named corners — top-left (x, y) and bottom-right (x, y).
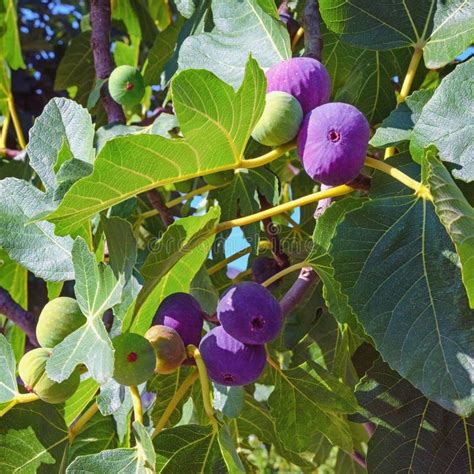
top-left (18, 348), bottom-right (80, 404)
top-left (203, 170), bottom-right (234, 186)
top-left (112, 333), bottom-right (156, 386)
top-left (108, 65), bottom-right (145, 107)
top-left (36, 297), bottom-right (86, 348)
top-left (145, 325), bottom-right (187, 374)
top-left (251, 91), bottom-right (303, 147)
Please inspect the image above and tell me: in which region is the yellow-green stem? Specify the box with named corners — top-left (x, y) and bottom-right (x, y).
top-left (1, 113), bottom-right (10, 148)
top-left (385, 47), bottom-right (423, 158)
top-left (8, 97), bottom-right (26, 150)
top-left (130, 385), bottom-right (143, 425)
top-left (69, 402), bottom-right (99, 442)
top-left (0, 393), bottom-right (40, 417)
top-left (207, 240), bottom-right (272, 276)
top-left (152, 370), bottom-right (199, 438)
top-left (240, 141), bottom-right (296, 169)
top-left (187, 345), bottom-right (218, 433)
top-left (364, 157), bottom-right (432, 200)
top-left (261, 261), bottom-right (307, 288)
top-left (291, 27), bottom-right (304, 50)
top-left (214, 184), bottom-right (354, 234)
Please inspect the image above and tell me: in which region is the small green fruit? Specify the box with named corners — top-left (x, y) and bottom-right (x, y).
top-left (251, 91), bottom-right (303, 146)
top-left (36, 297), bottom-right (86, 348)
top-left (145, 325), bottom-right (187, 374)
top-left (112, 333), bottom-right (156, 386)
top-left (108, 65), bottom-right (145, 107)
top-left (203, 170), bottom-right (234, 186)
top-left (18, 348), bottom-right (80, 404)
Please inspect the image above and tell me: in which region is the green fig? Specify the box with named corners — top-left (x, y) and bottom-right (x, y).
top-left (36, 297), bottom-right (86, 348)
top-left (251, 91), bottom-right (303, 147)
top-left (108, 65), bottom-right (145, 107)
top-left (18, 348), bottom-right (80, 404)
top-left (112, 333), bottom-right (156, 386)
top-left (145, 325), bottom-right (187, 374)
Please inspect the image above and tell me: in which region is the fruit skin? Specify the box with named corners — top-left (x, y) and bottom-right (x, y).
top-left (108, 65), bottom-right (145, 107)
top-left (36, 297), bottom-right (86, 348)
top-left (145, 325), bottom-right (186, 374)
top-left (112, 333), bottom-right (156, 386)
top-left (251, 256), bottom-right (281, 289)
top-left (18, 348), bottom-right (80, 404)
top-left (153, 293), bottom-right (204, 347)
top-left (199, 326), bottom-right (266, 386)
top-left (266, 57), bottom-right (331, 114)
top-left (217, 282), bottom-right (282, 345)
top-left (297, 102), bottom-right (370, 186)
top-left (251, 91), bottom-right (303, 146)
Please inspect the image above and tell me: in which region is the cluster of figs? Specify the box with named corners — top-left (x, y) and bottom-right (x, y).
top-left (18, 282), bottom-right (282, 404)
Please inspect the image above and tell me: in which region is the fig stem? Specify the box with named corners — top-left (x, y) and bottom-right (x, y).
top-left (1, 112), bottom-right (10, 148)
top-left (385, 46), bottom-right (423, 158)
top-left (214, 185), bottom-right (354, 234)
top-left (207, 240), bottom-right (273, 276)
top-left (7, 96), bottom-right (26, 150)
top-left (0, 392), bottom-right (40, 417)
top-left (364, 157), bottom-right (432, 200)
top-left (130, 385), bottom-right (144, 425)
top-left (291, 26), bottom-right (304, 50)
top-left (69, 402), bottom-right (99, 442)
top-left (261, 261), bottom-right (307, 288)
top-left (240, 140), bottom-right (296, 169)
top-left (186, 345), bottom-right (218, 433)
top-left (152, 370), bottom-right (199, 438)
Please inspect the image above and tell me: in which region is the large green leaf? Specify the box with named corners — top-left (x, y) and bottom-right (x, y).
top-left (178, 0), bottom-right (290, 88)
top-left (0, 178), bottom-right (75, 281)
top-left (427, 152), bottom-right (474, 308)
top-left (47, 238), bottom-right (122, 384)
top-left (0, 58), bottom-right (10, 115)
top-left (47, 58), bottom-right (265, 235)
top-left (54, 32), bottom-right (95, 106)
top-left (356, 358), bottom-right (474, 473)
top-left (411, 59), bottom-right (474, 182)
top-left (63, 378), bottom-right (100, 426)
top-left (0, 401), bottom-right (69, 472)
top-left (319, 0), bottom-right (473, 68)
top-left (26, 98), bottom-right (95, 191)
top-left (0, 335), bottom-right (16, 403)
top-left (268, 360), bottom-right (358, 452)
top-left (330, 190), bottom-right (474, 416)
top-left (0, 0), bottom-right (25, 69)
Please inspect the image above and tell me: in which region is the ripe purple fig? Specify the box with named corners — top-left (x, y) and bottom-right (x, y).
top-left (251, 256), bottom-right (281, 288)
top-left (297, 102), bottom-right (370, 186)
top-left (153, 293), bottom-right (204, 347)
top-left (199, 326), bottom-right (266, 386)
top-left (217, 282), bottom-right (282, 345)
top-left (266, 57), bottom-right (331, 114)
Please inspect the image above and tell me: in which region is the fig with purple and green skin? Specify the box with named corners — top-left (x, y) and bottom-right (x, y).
top-left (199, 326), bottom-right (266, 386)
top-left (153, 293), bottom-right (204, 347)
top-left (251, 91), bottom-right (303, 146)
top-left (251, 256), bottom-right (281, 288)
top-left (108, 65), bottom-right (145, 107)
top-left (266, 57), bottom-right (331, 114)
top-left (297, 102), bottom-right (370, 186)
top-left (36, 297), bottom-right (86, 348)
top-left (217, 282), bottom-right (282, 345)
top-left (112, 333), bottom-right (156, 386)
top-left (18, 348), bottom-right (80, 404)
top-left (145, 325), bottom-right (187, 374)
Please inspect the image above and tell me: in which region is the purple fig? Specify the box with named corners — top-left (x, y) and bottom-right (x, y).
top-left (217, 282), bottom-right (282, 345)
top-left (199, 326), bottom-right (266, 386)
top-left (266, 57), bottom-right (331, 114)
top-left (251, 256), bottom-right (281, 288)
top-left (153, 293), bottom-right (204, 347)
top-left (297, 102), bottom-right (370, 186)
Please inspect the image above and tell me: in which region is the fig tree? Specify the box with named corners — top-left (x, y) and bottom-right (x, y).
top-left (203, 170), bottom-right (234, 186)
top-left (199, 326), bottom-right (266, 386)
top-left (108, 65), bottom-right (145, 107)
top-left (251, 91), bottom-right (303, 146)
top-left (112, 333), bottom-right (156, 386)
top-left (251, 256), bottom-right (281, 288)
top-left (297, 102), bottom-right (370, 186)
top-left (266, 57), bottom-right (331, 114)
top-left (145, 325), bottom-right (186, 374)
top-left (217, 282), bottom-right (282, 345)
top-left (153, 293), bottom-right (204, 347)
top-left (36, 297), bottom-right (86, 348)
top-left (18, 348), bottom-right (80, 404)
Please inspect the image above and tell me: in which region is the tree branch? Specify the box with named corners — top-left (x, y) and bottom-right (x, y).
top-left (90, 0), bottom-right (126, 124)
top-left (303, 0), bottom-right (323, 61)
top-left (279, 267), bottom-right (318, 316)
top-left (147, 189), bottom-right (175, 228)
top-left (0, 288), bottom-right (38, 346)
